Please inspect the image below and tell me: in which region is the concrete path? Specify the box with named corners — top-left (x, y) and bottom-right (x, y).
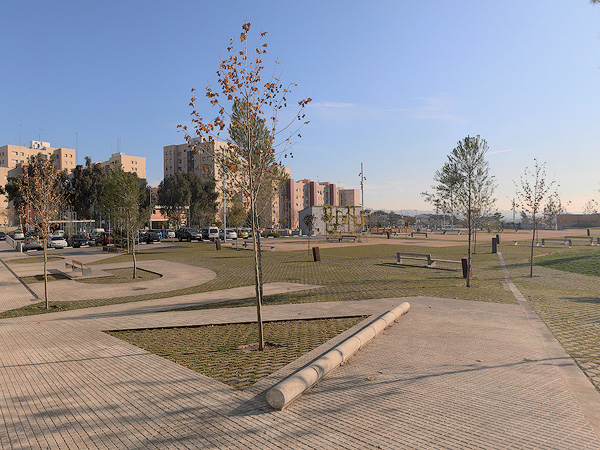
top-left (10, 260), bottom-right (217, 301)
top-left (1, 290), bottom-right (599, 448)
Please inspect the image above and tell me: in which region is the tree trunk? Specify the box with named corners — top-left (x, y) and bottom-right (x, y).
top-left (132, 233), bottom-right (137, 279)
top-left (43, 239), bottom-right (49, 309)
top-left (530, 215), bottom-right (536, 278)
top-left (251, 199), bottom-right (265, 351)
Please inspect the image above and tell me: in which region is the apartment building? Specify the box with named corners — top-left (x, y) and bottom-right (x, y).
top-left (279, 179), bottom-right (360, 229)
top-left (0, 141), bottom-right (77, 227)
top-left (0, 141), bottom-right (76, 173)
top-left (98, 152), bottom-right (146, 180)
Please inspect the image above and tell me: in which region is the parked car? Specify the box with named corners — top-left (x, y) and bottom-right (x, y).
top-left (150, 229), bottom-right (164, 239)
top-left (23, 233), bottom-right (43, 252)
top-left (176, 228), bottom-right (202, 242)
top-left (219, 229), bottom-right (238, 240)
top-left (70, 234), bottom-right (89, 248)
top-left (48, 236), bottom-right (68, 249)
top-left (164, 229), bottom-right (176, 239)
top-left (0, 232), bottom-right (6, 241)
top-left (201, 226), bottom-right (220, 241)
top-left (236, 229), bottom-right (249, 239)
top-left (141, 230), bottom-right (161, 244)
top-left (11, 230), bottom-right (25, 240)
top-left (95, 232), bottom-right (114, 246)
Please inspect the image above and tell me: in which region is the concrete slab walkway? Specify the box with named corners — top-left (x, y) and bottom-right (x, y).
top-left (0, 289), bottom-right (599, 448)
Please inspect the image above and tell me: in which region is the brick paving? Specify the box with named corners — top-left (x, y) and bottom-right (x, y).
top-left (0, 242), bottom-right (598, 448)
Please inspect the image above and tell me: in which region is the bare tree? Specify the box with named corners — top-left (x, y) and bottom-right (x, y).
top-left (514, 159), bottom-right (556, 277)
top-left (17, 156), bottom-right (68, 308)
top-left (179, 23), bottom-right (311, 350)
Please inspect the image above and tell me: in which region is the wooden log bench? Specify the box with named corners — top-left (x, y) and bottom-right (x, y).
top-left (541, 238), bottom-right (572, 247)
top-left (65, 260), bottom-right (92, 276)
top-left (410, 232), bottom-right (428, 238)
top-left (564, 236), bottom-right (594, 245)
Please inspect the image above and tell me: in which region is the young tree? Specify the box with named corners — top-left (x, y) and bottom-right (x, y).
top-left (228, 198), bottom-right (247, 228)
top-left (582, 198), bottom-right (599, 214)
top-left (443, 135), bottom-right (496, 287)
top-left (514, 159), bottom-right (556, 278)
top-left (179, 23), bottom-right (310, 350)
top-left (543, 195), bottom-right (568, 230)
top-left (100, 164), bottom-right (150, 278)
top-left (421, 162), bottom-right (462, 229)
top-left (17, 156), bottom-right (68, 308)
top-left (303, 213), bottom-right (316, 253)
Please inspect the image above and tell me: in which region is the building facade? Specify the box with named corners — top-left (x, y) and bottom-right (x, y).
top-left (0, 141), bottom-right (76, 173)
top-left (279, 179), bottom-right (361, 229)
top-left (98, 152), bottom-right (146, 180)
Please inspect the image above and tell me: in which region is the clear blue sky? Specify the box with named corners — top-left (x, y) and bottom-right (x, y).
top-left (2, 1), bottom-right (599, 212)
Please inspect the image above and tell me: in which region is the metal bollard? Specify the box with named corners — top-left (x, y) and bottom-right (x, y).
top-left (491, 237), bottom-right (497, 254)
top-left (461, 258), bottom-right (469, 279)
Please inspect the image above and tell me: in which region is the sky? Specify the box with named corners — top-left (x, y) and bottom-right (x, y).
top-left (2, 1), bottom-right (600, 213)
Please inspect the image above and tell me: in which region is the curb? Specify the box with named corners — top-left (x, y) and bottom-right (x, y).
top-left (266, 302), bottom-right (411, 410)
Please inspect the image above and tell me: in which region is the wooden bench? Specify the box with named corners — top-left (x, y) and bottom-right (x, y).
top-left (541, 238), bottom-right (572, 247)
top-left (396, 252), bottom-right (435, 266)
top-left (65, 260), bottom-right (92, 276)
top-left (102, 244), bottom-right (123, 252)
top-left (396, 252), bottom-right (463, 272)
top-left (443, 230), bottom-right (461, 235)
top-left (340, 235), bottom-right (357, 242)
top-left (410, 232), bottom-right (428, 238)
top-left (326, 236), bottom-right (339, 243)
top-left (241, 240), bottom-right (275, 251)
top-left (564, 236), bottom-right (594, 245)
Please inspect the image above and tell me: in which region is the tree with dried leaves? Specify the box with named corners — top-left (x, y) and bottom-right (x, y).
top-left (441, 136), bottom-right (496, 287)
top-left (179, 22), bottom-right (311, 350)
top-left (543, 195), bottom-right (568, 230)
top-left (514, 159), bottom-right (556, 278)
top-left (17, 156), bottom-right (68, 309)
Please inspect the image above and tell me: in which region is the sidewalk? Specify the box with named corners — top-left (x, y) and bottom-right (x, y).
top-left (0, 288), bottom-right (598, 448)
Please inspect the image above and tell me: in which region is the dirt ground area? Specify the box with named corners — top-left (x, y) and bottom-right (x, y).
top-left (253, 229), bottom-right (596, 252)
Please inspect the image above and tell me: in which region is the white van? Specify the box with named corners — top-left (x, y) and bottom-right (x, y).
top-left (201, 226), bottom-right (220, 241)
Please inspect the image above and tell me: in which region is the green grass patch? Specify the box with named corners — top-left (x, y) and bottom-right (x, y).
top-left (77, 268), bottom-right (161, 284)
top-left (7, 256), bottom-right (63, 264)
top-left (20, 273), bottom-right (70, 283)
top-left (107, 316), bottom-right (366, 389)
top-left (534, 250), bottom-right (600, 277)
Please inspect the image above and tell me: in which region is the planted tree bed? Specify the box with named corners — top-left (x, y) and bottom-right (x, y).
top-left (108, 316), bottom-right (365, 390)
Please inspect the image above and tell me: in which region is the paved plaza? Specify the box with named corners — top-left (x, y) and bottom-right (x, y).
top-left (0, 243), bottom-right (598, 448)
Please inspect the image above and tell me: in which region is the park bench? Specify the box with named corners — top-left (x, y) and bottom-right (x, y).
top-left (564, 236), bottom-right (594, 245)
top-left (340, 235), bottom-right (357, 242)
top-left (241, 240), bottom-right (275, 251)
top-left (326, 236), bottom-right (339, 243)
top-left (395, 252), bottom-right (463, 271)
top-left (443, 230), bottom-right (461, 235)
top-left (102, 244), bottom-right (123, 253)
top-left (541, 238), bottom-right (572, 248)
top-left (410, 232), bottom-right (428, 238)
top-left (65, 260), bottom-right (92, 276)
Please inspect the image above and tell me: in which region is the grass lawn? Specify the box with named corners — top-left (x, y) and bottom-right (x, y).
top-left (0, 238), bottom-right (516, 318)
top-left (108, 316), bottom-right (366, 389)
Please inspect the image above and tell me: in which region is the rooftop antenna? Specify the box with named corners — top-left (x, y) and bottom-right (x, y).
top-left (76, 132), bottom-right (79, 164)
top-left (19, 125), bottom-right (22, 146)
top-left (117, 136), bottom-right (121, 153)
